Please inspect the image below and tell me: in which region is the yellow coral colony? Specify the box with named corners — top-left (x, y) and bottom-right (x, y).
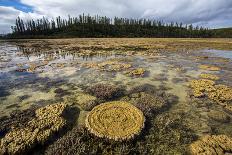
top-left (198, 65), bottom-right (221, 71)
top-left (190, 79), bottom-right (232, 111)
top-left (85, 101), bottom-right (145, 141)
top-left (0, 103), bottom-right (67, 154)
top-left (190, 79), bottom-right (215, 97)
top-left (199, 74), bottom-right (219, 80)
top-left (190, 135), bottom-right (232, 155)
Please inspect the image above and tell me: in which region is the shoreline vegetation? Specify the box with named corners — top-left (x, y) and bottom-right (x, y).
top-left (2, 13), bottom-right (231, 39)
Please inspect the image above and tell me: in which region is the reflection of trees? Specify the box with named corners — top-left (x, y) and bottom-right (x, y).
top-left (18, 46), bottom-right (119, 61)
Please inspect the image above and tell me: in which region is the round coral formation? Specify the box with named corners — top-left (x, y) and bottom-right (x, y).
top-left (190, 135), bottom-right (232, 154)
top-left (85, 101), bottom-right (145, 141)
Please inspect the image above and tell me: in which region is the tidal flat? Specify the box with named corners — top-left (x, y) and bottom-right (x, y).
top-left (0, 38), bottom-right (232, 154)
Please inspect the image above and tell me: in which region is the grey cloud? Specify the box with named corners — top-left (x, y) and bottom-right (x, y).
top-left (1, 0), bottom-right (232, 33)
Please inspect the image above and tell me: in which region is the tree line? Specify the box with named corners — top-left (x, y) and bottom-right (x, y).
top-left (8, 14), bottom-right (215, 38)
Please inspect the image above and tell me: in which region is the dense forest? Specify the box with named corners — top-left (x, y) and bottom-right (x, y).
top-left (3, 14), bottom-right (231, 38)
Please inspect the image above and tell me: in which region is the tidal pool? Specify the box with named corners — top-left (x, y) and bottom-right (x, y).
top-left (0, 39), bottom-right (232, 154)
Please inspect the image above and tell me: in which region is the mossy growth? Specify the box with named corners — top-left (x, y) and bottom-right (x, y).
top-left (198, 65), bottom-right (221, 71)
top-left (190, 135), bottom-right (232, 154)
top-left (199, 73), bottom-right (219, 80)
top-left (85, 101), bottom-right (145, 141)
top-left (0, 103), bottom-right (67, 154)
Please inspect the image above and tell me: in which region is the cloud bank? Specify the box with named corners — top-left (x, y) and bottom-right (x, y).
top-left (0, 0), bottom-right (232, 33)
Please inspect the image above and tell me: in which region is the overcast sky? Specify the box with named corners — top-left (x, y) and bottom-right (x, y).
top-left (0, 0), bottom-right (232, 33)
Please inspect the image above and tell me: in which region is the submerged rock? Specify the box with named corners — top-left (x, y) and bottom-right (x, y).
top-left (190, 135), bottom-right (232, 155)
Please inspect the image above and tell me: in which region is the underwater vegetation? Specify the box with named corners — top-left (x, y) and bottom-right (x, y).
top-left (0, 103), bottom-right (67, 154)
top-left (85, 101), bottom-right (145, 141)
top-left (190, 135), bottom-right (232, 154)
top-left (0, 109), bottom-right (35, 137)
top-left (120, 92), bottom-right (167, 117)
top-left (86, 83), bottom-right (124, 101)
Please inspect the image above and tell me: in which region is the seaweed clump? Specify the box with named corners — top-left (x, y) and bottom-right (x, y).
top-left (86, 83), bottom-right (124, 101)
top-left (45, 126), bottom-right (134, 155)
top-left (0, 103), bottom-right (67, 154)
top-left (85, 101), bottom-right (145, 141)
top-left (190, 135), bottom-right (232, 154)
top-left (120, 92), bottom-right (167, 117)
top-left (0, 109), bottom-right (35, 137)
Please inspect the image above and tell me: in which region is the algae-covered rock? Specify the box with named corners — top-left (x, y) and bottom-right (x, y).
top-left (87, 83), bottom-right (124, 100)
top-left (0, 103), bottom-right (67, 154)
top-left (85, 101), bottom-right (145, 141)
top-left (190, 135), bottom-right (232, 155)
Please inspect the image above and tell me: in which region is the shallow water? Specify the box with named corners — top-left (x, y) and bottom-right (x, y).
top-left (0, 39), bottom-right (232, 154)
top-left (203, 49), bottom-right (232, 59)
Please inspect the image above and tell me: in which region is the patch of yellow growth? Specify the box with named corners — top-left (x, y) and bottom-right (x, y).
top-left (190, 79), bottom-right (232, 111)
top-left (0, 103), bottom-right (67, 154)
top-left (190, 79), bottom-right (215, 97)
top-left (126, 68), bottom-right (146, 77)
top-left (198, 65), bottom-right (221, 71)
top-left (208, 84), bottom-right (232, 106)
top-left (85, 101), bottom-right (145, 141)
top-left (199, 74), bottom-right (219, 80)
top-left (190, 135), bottom-right (232, 155)
top-left (82, 60), bottom-right (131, 72)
